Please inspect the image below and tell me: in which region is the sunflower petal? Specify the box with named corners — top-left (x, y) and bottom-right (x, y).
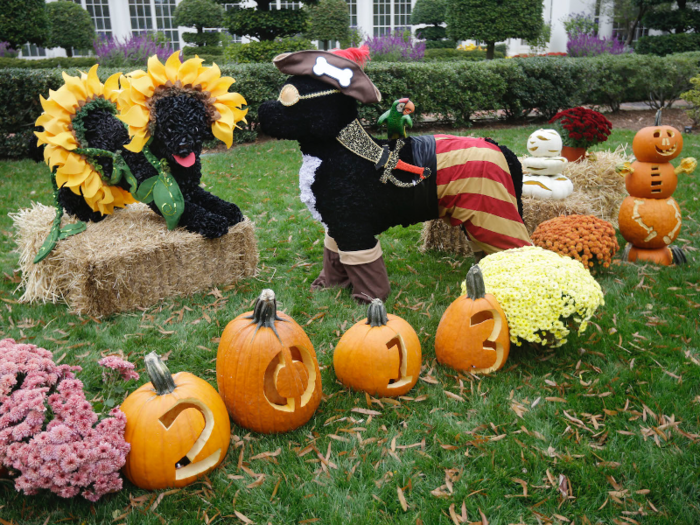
top-left (60, 153), bottom-right (87, 175)
top-left (62, 72), bottom-right (88, 100)
top-left (46, 131), bottom-right (78, 150)
top-left (104, 72), bottom-right (122, 100)
top-left (118, 104), bottom-right (150, 127)
top-left (194, 63), bottom-right (221, 90)
top-left (123, 133), bottom-right (149, 153)
top-left (82, 172), bottom-right (103, 198)
top-left (165, 52), bottom-right (182, 83)
top-left (130, 74), bottom-right (155, 98)
top-left (147, 55), bottom-right (167, 86)
top-left (86, 65), bottom-right (103, 97)
top-left (178, 57), bottom-right (202, 85)
top-left (214, 91), bottom-right (246, 107)
top-left (214, 103), bottom-right (234, 127)
top-left (209, 77), bottom-right (235, 97)
top-left (212, 120), bottom-right (233, 149)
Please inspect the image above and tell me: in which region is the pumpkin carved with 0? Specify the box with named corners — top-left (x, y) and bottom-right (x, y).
top-left (217, 289), bottom-right (322, 434)
top-left (121, 352), bottom-right (231, 490)
top-left (333, 298), bottom-right (421, 397)
top-left (435, 265), bottom-right (510, 374)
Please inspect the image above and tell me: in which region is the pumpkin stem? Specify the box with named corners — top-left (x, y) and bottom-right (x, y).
top-left (655, 109), bottom-right (662, 126)
top-left (465, 265), bottom-right (487, 300)
top-left (366, 298), bottom-right (389, 327)
top-left (145, 351), bottom-right (177, 395)
top-left (246, 289), bottom-right (285, 339)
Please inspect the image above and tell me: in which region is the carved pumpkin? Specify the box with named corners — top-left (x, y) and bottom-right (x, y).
top-left (632, 123), bottom-right (683, 163)
top-left (618, 196), bottom-right (681, 249)
top-left (333, 298), bottom-right (421, 397)
top-left (121, 352), bottom-right (231, 490)
top-left (217, 289), bottom-right (322, 434)
top-left (622, 161), bottom-right (677, 199)
top-left (522, 173), bottom-right (574, 200)
top-left (623, 245), bottom-right (674, 266)
top-left (435, 265), bottom-right (509, 374)
top-left (527, 129), bottom-right (563, 157)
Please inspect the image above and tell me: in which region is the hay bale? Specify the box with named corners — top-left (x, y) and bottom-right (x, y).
top-left (421, 147), bottom-right (630, 255)
top-left (11, 203), bottom-right (258, 316)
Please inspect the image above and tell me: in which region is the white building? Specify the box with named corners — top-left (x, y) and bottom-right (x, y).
top-left (22, 0), bottom-right (653, 59)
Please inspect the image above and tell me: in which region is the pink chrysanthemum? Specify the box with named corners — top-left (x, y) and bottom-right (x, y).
top-left (98, 356), bottom-right (140, 382)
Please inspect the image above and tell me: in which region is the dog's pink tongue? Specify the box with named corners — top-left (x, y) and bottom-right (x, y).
top-left (173, 152), bottom-right (196, 167)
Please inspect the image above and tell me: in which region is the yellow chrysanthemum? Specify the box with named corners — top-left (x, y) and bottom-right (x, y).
top-left (117, 52), bottom-right (248, 152)
top-left (34, 65), bottom-right (136, 215)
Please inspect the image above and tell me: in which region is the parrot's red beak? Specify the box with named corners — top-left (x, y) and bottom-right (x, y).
top-left (403, 100), bottom-right (415, 115)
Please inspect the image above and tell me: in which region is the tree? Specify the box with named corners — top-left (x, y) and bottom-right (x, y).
top-left (642, 1), bottom-right (700, 34)
top-left (411, 0), bottom-right (447, 43)
top-left (46, 1), bottom-right (95, 57)
top-left (215, 0), bottom-right (308, 41)
top-left (445, 0), bottom-right (543, 59)
top-left (174, 0), bottom-right (225, 47)
top-left (305, 0), bottom-right (349, 50)
top-left (0, 0), bottom-right (49, 51)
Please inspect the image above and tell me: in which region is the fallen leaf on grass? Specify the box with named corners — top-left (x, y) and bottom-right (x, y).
top-left (250, 448), bottom-right (282, 461)
top-left (546, 397), bottom-right (567, 403)
top-left (397, 487), bottom-right (408, 511)
top-left (351, 407), bottom-right (382, 416)
top-left (234, 510), bottom-right (255, 524)
top-left (444, 391), bottom-right (465, 402)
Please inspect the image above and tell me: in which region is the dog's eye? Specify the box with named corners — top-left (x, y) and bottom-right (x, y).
top-left (279, 85), bottom-right (300, 107)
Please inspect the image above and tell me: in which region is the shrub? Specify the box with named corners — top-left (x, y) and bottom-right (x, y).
top-left (226, 8), bottom-right (307, 42)
top-left (424, 39), bottom-right (456, 49)
top-left (636, 33), bottom-right (700, 56)
top-left (46, 0), bottom-right (96, 57)
top-left (182, 32), bottom-right (221, 48)
top-left (182, 45), bottom-right (224, 57)
top-left (305, 0), bottom-right (350, 49)
top-left (365, 30), bottom-right (426, 62)
top-left (681, 73), bottom-right (700, 125)
top-left (0, 0), bottom-right (50, 50)
top-left (93, 33), bottom-right (175, 68)
top-left (0, 57), bottom-right (97, 70)
top-left (224, 38), bottom-right (315, 64)
top-left (174, 0), bottom-right (224, 47)
top-left (423, 48), bottom-right (503, 61)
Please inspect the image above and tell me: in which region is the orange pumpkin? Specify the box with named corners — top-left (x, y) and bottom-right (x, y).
top-left (618, 196), bottom-right (681, 249)
top-left (632, 123), bottom-right (683, 163)
top-left (435, 265), bottom-right (509, 374)
top-left (623, 245), bottom-right (674, 266)
top-left (333, 298), bottom-right (421, 397)
top-left (217, 289), bottom-right (322, 434)
top-left (121, 352), bottom-right (231, 490)
top-left (624, 161), bottom-right (677, 199)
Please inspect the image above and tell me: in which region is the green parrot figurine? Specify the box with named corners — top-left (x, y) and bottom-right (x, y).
top-left (377, 97), bottom-right (415, 139)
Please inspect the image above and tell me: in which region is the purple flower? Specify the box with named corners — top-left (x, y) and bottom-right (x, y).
top-left (93, 33), bottom-right (176, 68)
top-left (365, 29), bottom-right (425, 62)
top-left (567, 33), bottom-right (631, 57)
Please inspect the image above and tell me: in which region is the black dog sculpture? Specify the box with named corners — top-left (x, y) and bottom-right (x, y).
top-left (258, 48), bottom-right (531, 302)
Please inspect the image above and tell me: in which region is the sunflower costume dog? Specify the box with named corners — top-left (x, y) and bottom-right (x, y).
top-left (33, 53), bottom-right (248, 261)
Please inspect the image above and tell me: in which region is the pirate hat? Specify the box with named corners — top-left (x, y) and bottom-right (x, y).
top-left (272, 49), bottom-right (382, 104)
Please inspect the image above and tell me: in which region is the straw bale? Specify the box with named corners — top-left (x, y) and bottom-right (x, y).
top-left (420, 147), bottom-right (630, 255)
top-left (11, 203), bottom-right (258, 316)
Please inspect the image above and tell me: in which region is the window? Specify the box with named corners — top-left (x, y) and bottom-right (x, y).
top-left (129, 0), bottom-right (154, 32)
top-left (154, 0), bottom-right (179, 50)
top-left (612, 22), bottom-right (648, 43)
top-left (84, 0), bottom-right (112, 38)
top-left (279, 0), bottom-right (302, 8)
top-left (21, 44), bottom-right (47, 58)
top-left (347, 0), bottom-right (357, 28)
top-left (373, 0), bottom-right (391, 36)
top-left (394, 0), bottom-right (411, 29)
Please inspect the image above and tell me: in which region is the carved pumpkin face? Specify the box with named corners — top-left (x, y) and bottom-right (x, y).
top-left (618, 196), bottom-right (682, 249)
top-left (121, 353), bottom-right (231, 490)
top-left (632, 125), bottom-right (683, 163)
top-left (435, 265), bottom-right (509, 374)
top-left (527, 129), bottom-right (563, 157)
top-left (625, 161), bottom-right (677, 199)
top-left (333, 299), bottom-right (421, 397)
top-left (217, 290), bottom-right (322, 434)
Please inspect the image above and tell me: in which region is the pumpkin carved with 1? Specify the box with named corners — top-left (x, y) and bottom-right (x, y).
top-left (333, 298), bottom-right (421, 397)
top-left (435, 265), bottom-right (509, 374)
top-left (121, 352), bottom-right (231, 490)
top-left (617, 110), bottom-right (695, 265)
top-left (217, 289), bottom-right (322, 434)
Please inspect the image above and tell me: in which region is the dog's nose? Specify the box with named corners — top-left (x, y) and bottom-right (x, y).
top-left (177, 139), bottom-right (192, 155)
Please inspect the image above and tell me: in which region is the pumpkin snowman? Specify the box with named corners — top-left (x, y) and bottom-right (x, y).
top-left (617, 111), bottom-right (696, 265)
top-left (521, 129), bottom-right (574, 200)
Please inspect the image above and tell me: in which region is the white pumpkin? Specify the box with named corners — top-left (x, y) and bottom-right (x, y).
top-left (527, 129), bottom-right (563, 158)
top-left (522, 174), bottom-right (574, 200)
top-left (522, 156), bottom-right (569, 176)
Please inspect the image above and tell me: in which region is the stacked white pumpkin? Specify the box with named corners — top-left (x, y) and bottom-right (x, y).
top-left (521, 129), bottom-right (574, 200)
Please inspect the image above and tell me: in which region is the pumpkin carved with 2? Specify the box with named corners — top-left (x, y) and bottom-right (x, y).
top-left (121, 352), bottom-right (231, 490)
top-left (217, 289), bottom-right (322, 434)
top-left (521, 129), bottom-right (573, 200)
top-left (333, 298), bottom-right (421, 397)
top-left (435, 265), bottom-right (510, 374)
top-left (617, 111), bottom-right (695, 265)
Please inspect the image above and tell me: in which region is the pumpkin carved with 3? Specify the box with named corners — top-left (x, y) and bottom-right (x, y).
top-left (217, 289), bottom-right (322, 434)
top-left (121, 352), bottom-right (231, 490)
top-left (618, 110), bottom-right (695, 265)
top-left (333, 298), bottom-right (421, 397)
top-left (435, 265), bottom-right (510, 374)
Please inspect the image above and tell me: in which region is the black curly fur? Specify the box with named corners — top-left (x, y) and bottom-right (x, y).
top-left (50, 94), bottom-right (243, 238)
top-left (258, 75), bottom-right (524, 252)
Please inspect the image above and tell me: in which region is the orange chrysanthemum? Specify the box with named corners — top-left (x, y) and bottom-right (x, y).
top-left (34, 65), bottom-right (136, 215)
top-left (117, 52), bottom-right (248, 152)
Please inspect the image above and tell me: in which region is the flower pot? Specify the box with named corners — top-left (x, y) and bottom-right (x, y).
top-left (561, 146), bottom-right (587, 163)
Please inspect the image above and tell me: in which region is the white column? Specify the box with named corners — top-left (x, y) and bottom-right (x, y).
top-left (357, 0), bottom-right (374, 39)
top-left (109, 0), bottom-right (133, 41)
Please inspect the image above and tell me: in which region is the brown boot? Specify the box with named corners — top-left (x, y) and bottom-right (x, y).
top-left (343, 255), bottom-right (391, 303)
top-left (311, 247), bottom-right (352, 291)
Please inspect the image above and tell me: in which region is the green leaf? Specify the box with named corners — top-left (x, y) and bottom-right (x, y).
top-left (58, 221), bottom-right (87, 240)
top-left (134, 176), bottom-right (158, 203)
top-left (153, 173), bottom-right (185, 230)
top-left (104, 398), bottom-right (116, 408)
top-left (33, 228), bottom-right (60, 264)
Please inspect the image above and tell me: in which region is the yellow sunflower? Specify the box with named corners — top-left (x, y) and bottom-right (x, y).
top-left (34, 65), bottom-right (137, 215)
top-left (117, 52), bottom-right (248, 152)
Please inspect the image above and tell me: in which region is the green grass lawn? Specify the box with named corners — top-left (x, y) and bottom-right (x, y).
top-left (1, 126), bottom-right (699, 525)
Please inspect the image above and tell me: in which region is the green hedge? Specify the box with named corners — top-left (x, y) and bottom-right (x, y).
top-left (224, 38), bottom-right (315, 64)
top-left (636, 33), bottom-right (700, 56)
top-left (3, 52), bottom-right (700, 158)
top-left (182, 45), bottom-right (224, 57)
top-left (0, 57), bottom-right (97, 70)
top-left (424, 48), bottom-right (505, 61)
